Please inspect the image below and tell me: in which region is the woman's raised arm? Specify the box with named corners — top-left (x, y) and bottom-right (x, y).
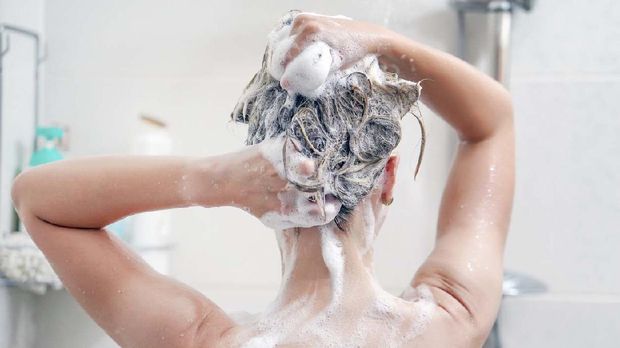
top-left (10, 147), bottom-right (295, 347)
top-left (383, 34), bottom-right (515, 338)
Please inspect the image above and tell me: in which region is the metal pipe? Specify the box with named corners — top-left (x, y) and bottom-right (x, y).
top-left (456, 9), bottom-right (467, 60)
top-left (0, 33), bottom-right (4, 216)
top-left (0, 23), bottom-right (43, 143)
top-left (450, 0), bottom-right (514, 85)
top-left (494, 10), bottom-right (512, 85)
top-left (0, 24), bottom-right (43, 232)
top-left (449, 0), bottom-right (535, 85)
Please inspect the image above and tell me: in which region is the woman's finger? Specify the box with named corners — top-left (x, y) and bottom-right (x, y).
top-left (283, 17), bottom-right (323, 67)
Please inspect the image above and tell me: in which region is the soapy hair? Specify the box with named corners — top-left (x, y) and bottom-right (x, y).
top-left (231, 13), bottom-right (425, 229)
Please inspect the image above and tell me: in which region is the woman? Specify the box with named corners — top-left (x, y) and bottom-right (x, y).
top-left (11, 12), bottom-right (514, 348)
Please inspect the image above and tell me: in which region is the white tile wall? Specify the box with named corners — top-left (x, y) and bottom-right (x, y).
top-left (32, 290), bottom-right (117, 348)
top-left (511, 0), bottom-right (620, 76)
top-left (0, 287), bottom-right (37, 348)
top-left (505, 0), bottom-right (620, 294)
top-left (507, 78), bottom-right (620, 294)
top-left (499, 294), bottom-right (620, 348)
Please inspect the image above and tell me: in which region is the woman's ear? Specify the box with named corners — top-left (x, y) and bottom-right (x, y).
top-left (381, 155), bottom-right (400, 204)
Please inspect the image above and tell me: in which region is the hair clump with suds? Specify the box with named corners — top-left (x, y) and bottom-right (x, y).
top-left (231, 12), bottom-right (424, 229)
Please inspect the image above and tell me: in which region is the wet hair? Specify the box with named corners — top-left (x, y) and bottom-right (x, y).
top-left (231, 18), bottom-right (424, 229)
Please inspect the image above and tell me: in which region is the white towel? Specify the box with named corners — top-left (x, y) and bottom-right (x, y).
top-left (0, 232), bottom-right (62, 294)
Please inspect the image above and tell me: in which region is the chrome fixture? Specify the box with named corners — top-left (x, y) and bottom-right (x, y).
top-left (0, 23), bottom-right (45, 139)
top-left (502, 270), bottom-right (547, 296)
top-left (450, 0), bottom-right (534, 85)
top-left (0, 24), bottom-right (44, 234)
top-left (483, 271), bottom-right (547, 348)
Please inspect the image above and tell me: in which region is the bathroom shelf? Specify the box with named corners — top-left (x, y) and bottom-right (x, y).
top-left (0, 274), bottom-right (61, 292)
top-left (0, 275), bottom-right (17, 287)
top-left (0, 232), bottom-right (64, 292)
top-left (0, 241), bottom-right (176, 289)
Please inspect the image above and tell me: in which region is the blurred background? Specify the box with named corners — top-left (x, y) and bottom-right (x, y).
top-left (0, 0), bottom-right (618, 347)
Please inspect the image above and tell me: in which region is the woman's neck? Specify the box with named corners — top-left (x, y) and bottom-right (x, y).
top-left (232, 196), bottom-right (438, 348)
top-left (273, 197), bottom-right (386, 311)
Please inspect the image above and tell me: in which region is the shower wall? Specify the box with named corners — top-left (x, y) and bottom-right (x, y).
top-left (498, 2), bottom-right (620, 345)
top-left (507, 0), bottom-right (620, 295)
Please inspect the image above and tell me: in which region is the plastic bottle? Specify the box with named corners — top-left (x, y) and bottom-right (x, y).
top-left (29, 127), bottom-right (64, 167)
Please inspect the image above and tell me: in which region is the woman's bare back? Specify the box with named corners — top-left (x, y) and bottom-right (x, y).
top-left (218, 287), bottom-right (435, 347)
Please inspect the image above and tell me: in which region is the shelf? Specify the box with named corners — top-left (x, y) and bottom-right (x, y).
top-left (0, 276), bottom-right (62, 290)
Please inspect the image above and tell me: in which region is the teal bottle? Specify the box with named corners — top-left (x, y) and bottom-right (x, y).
top-left (29, 127), bottom-right (64, 167)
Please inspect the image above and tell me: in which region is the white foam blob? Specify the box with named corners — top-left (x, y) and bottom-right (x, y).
top-left (360, 198), bottom-right (376, 255)
top-left (265, 12), bottom-right (356, 98)
top-left (280, 41), bottom-right (332, 97)
top-left (240, 336), bottom-right (276, 348)
top-left (319, 225), bottom-right (345, 306)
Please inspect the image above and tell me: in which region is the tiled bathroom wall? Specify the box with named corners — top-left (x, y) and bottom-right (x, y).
top-left (507, 0), bottom-right (620, 295)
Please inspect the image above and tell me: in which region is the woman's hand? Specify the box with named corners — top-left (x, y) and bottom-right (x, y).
top-left (283, 13), bottom-right (393, 70)
top-left (192, 136), bottom-right (342, 229)
top-left (214, 142), bottom-right (291, 218)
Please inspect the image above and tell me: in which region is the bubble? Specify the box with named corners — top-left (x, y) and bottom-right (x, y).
top-left (280, 42), bottom-right (333, 97)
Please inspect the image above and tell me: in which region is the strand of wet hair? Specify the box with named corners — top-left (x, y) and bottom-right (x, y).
top-left (409, 79), bottom-right (430, 180)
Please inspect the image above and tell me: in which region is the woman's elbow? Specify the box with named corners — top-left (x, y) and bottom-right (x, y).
top-left (11, 169), bottom-right (35, 215)
top-left (483, 89), bottom-right (515, 142)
